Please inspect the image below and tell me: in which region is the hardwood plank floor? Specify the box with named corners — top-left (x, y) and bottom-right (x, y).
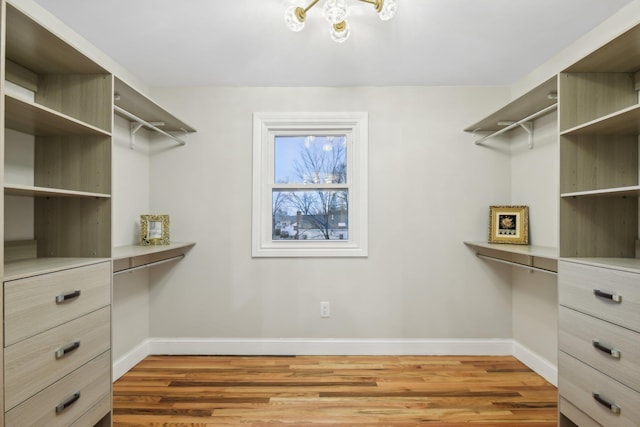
top-left (113, 355), bottom-right (557, 426)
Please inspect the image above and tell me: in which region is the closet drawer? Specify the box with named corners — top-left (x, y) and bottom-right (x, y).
top-left (4, 306), bottom-right (111, 410)
top-left (5, 351), bottom-right (110, 427)
top-left (560, 397), bottom-right (601, 427)
top-left (4, 261), bottom-right (111, 345)
top-left (558, 261), bottom-right (640, 332)
top-left (559, 306), bottom-right (640, 392)
top-left (559, 351), bottom-right (640, 427)
top-left (69, 393), bottom-right (111, 427)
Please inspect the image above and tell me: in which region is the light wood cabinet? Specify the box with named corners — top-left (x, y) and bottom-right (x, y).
top-left (1, 2), bottom-right (197, 425)
top-left (557, 22), bottom-right (640, 427)
top-left (1, 1), bottom-right (113, 425)
top-left (558, 260), bottom-right (640, 426)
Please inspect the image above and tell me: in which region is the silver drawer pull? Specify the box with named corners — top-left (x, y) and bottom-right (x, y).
top-left (55, 391), bottom-right (81, 413)
top-left (593, 392), bottom-right (621, 415)
top-left (593, 289), bottom-right (622, 303)
top-left (55, 290), bottom-right (81, 304)
top-left (592, 340), bottom-right (621, 359)
top-left (55, 341), bottom-right (81, 359)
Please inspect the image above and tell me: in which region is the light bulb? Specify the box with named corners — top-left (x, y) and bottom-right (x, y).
top-left (378, 0), bottom-right (397, 21)
top-left (330, 20), bottom-right (350, 43)
top-left (323, 0), bottom-right (348, 25)
top-left (285, 6), bottom-right (305, 32)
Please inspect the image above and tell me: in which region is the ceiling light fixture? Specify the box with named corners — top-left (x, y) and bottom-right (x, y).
top-left (285, 0), bottom-right (397, 43)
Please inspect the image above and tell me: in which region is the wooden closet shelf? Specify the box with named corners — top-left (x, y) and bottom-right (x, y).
top-left (5, 184), bottom-right (111, 198)
top-left (114, 78), bottom-right (196, 133)
top-left (560, 104), bottom-right (640, 136)
top-left (4, 257), bottom-right (111, 282)
top-left (464, 241), bottom-right (558, 273)
top-left (464, 76), bottom-right (557, 133)
top-left (5, 94), bottom-right (111, 137)
top-left (113, 242), bottom-right (195, 274)
top-left (561, 185), bottom-right (640, 198)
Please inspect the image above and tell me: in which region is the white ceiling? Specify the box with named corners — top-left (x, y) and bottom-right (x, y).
top-left (32, 0), bottom-right (635, 87)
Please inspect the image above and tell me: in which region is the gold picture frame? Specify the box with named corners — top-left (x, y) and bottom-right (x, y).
top-left (488, 205), bottom-right (529, 245)
top-left (140, 214), bottom-right (170, 245)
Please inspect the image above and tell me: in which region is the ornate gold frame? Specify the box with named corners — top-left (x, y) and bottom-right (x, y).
top-left (140, 214), bottom-right (170, 246)
top-left (488, 205), bottom-right (529, 245)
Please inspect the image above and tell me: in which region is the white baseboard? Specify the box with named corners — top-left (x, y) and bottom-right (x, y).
top-left (512, 340), bottom-right (557, 386)
top-left (149, 337), bottom-right (513, 357)
top-left (112, 337), bottom-right (556, 385)
top-left (112, 338), bottom-right (152, 381)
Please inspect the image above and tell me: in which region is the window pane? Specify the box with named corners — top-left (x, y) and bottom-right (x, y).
top-left (272, 190), bottom-right (348, 240)
top-left (274, 136), bottom-right (347, 184)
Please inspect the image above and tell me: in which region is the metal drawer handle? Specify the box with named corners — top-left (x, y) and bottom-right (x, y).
top-left (593, 392), bottom-right (621, 415)
top-left (593, 289), bottom-right (622, 303)
top-left (55, 391), bottom-right (81, 413)
top-left (55, 290), bottom-right (81, 304)
top-left (55, 341), bottom-right (81, 359)
top-left (592, 340), bottom-right (621, 359)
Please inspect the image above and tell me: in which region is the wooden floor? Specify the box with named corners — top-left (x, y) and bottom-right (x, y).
top-left (113, 355), bottom-right (557, 426)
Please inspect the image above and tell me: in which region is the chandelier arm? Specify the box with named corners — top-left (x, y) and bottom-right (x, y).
top-left (302, 0), bottom-right (322, 13)
top-left (355, 0), bottom-right (384, 13)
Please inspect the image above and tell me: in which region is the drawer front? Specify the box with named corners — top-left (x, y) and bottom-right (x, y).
top-left (559, 351), bottom-right (640, 427)
top-left (560, 397), bottom-right (601, 427)
top-left (4, 261), bottom-right (111, 345)
top-left (5, 351), bottom-right (111, 427)
top-left (5, 306), bottom-right (111, 410)
top-left (559, 306), bottom-right (640, 392)
top-left (69, 393), bottom-right (111, 427)
top-left (558, 261), bottom-right (640, 331)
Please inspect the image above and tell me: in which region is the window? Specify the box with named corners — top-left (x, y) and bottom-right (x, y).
top-left (252, 112), bottom-right (368, 257)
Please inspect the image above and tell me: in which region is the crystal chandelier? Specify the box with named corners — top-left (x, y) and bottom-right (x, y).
top-left (285, 0), bottom-right (397, 43)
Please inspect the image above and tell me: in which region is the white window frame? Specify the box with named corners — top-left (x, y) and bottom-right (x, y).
top-left (252, 112), bottom-right (368, 257)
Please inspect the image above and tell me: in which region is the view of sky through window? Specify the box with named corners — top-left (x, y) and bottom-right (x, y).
top-left (274, 135), bottom-right (347, 184)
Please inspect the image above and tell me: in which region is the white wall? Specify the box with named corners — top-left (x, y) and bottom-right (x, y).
top-left (139, 85), bottom-right (516, 346)
top-left (111, 115), bottom-right (152, 361)
top-left (509, 112), bottom-right (559, 368)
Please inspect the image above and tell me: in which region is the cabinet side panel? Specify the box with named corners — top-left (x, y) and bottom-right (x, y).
top-left (1, 0), bottom-right (6, 425)
top-left (36, 74), bottom-right (112, 132)
top-left (559, 73), bottom-right (637, 131)
top-left (34, 135), bottom-right (111, 194)
top-left (560, 196), bottom-right (637, 257)
top-left (35, 198), bottom-right (111, 258)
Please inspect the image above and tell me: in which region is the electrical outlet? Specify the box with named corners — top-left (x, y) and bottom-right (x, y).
top-left (320, 301), bottom-right (330, 318)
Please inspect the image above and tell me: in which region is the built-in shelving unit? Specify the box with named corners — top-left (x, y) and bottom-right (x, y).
top-left (464, 241), bottom-right (558, 274)
top-left (1, 1), bottom-right (195, 425)
top-left (4, 1), bottom-right (113, 266)
top-left (2, 1), bottom-right (113, 425)
top-left (558, 24), bottom-right (640, 267)
top-left (557, 21), bottom-right (640, 427)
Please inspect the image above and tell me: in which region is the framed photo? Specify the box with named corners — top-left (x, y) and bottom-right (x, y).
top-left (140, 214), bottom-right (170, 245)
top-left (488, 205), bottom-right (529, 245)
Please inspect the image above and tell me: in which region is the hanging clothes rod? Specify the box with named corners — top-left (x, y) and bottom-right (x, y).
top-left (113, 254), bottom-right (185, 276)
top-left (474, 103), bottom-right (558, 148)
top-left (476, 253), bottom-right (557, 275)
top-left (114, 105), bottom-right (187, 146)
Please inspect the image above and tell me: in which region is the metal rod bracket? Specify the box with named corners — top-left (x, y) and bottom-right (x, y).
top-left (115, 105), bottom-right (187, 148)
top-left (473, 103), bottom-right (557, 148)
